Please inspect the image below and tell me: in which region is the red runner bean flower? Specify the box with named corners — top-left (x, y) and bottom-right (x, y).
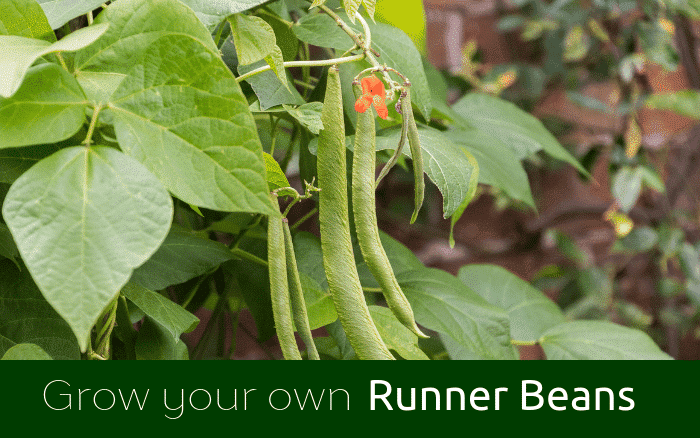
top-left (354, 75), bottom-right (388, 119)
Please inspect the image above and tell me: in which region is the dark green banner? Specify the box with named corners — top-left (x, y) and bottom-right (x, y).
top-left (1, 361), bottom-right (693, 435)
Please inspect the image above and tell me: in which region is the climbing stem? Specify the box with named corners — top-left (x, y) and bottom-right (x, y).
top-left (83, 105), bottom-right (103, 146)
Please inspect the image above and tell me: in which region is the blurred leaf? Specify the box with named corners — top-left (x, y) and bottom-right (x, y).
top-left (624, 117), bottom-right (642, 158)
top-left (611, 226), bottom-right (658, 254)
top-left (646, 90), bottom-right (700, 119)
top-left (563, 25), bottom-right (590, 61)
top-left (458, 264), bottom-right (566, 342)
top-left (0, 223), bottom-right (19, 267)
top-left (540, 321), bottom-right (673, 359)
top-left (639, 166), bottom-right (665, 192)
top-left (679, 242), bottom-right (700, 281)
top-left (612, 166), bottom-right (643, 213)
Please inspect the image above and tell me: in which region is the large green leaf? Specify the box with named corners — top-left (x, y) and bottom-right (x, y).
top-left (178, 0), bottom-right (270, 30)
top-left (105, 35), bottom-right (273, 214)
top-left (37, 0), bottom-right (105, 29)
top-left (0, 22), bottom-right (107, 98)
top-left (540, 321), bottom-right (672, 360)
top-left (369, 305), bottom-right (428, 360)
top-left (451, 93), bottom-right (586, 173)
top-left (229, 13), bottom-right (288, 88)
top-left (2, 147), bottom-right (173, 351)
top-left (0, 64), bottom-right (88, 149)
top-left (291, 232), bottom-right (337, 329)
top-left (1, 343), bottom-right (52, 359)
top-left (398, 267), bottom-right (516, 360)
top-left (130, 227), bottom-right (234, 291)
top-left (239, 61), bottom-right (305, 109)
top-left (293, 12), bottom-right (432, 119)
top-left (0, 0), bottom-right (55, 41)
top-left (72, 0), bottom-right (217, 103)
top-left (121, 283), bottom-right (199, 339)
top-left (445, 128), bottom-right (535, 208)
top-left (458, 264), bottom-right (566, 342)
top-left (0, 259), bottom-right (80, 360)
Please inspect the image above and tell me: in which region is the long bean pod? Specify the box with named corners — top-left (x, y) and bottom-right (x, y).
top-left (317, 66), bottom-right (393, 360)
top-left (283, 222), bottom-right (321, 360)
top-left (268, 195), bottom-right (302, 360)
top-left (352, 102), bottom-right (428, 339)
top-left (403, 90), bottom-right (424, 224)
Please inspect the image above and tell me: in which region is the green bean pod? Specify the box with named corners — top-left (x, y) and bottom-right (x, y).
top-left (404, 90), bottom-right (424, 224)
top-left (317, 66), bottom-right (393, 360)
top-left (283, 222), bottom-right (321, 360)
top-left (268, 195), bottom-right (302, 360)
top-left (352, 104), bottom-right (428, 339)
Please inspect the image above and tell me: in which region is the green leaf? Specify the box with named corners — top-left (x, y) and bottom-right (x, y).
top-left (376, 126), bottom-right (478, 220)
top-left (1, 343), bottom-right (52, 360)
top-left (135, 317), bottom-right (189, 360)
top-left (458, 264), bottom-right (566, 342)
top-left (646, 90), bottom-right (700, 119)
top-left (0, 143), bottom-right (64, 183)
top-left (540, 321), bottom-right (673, 360)
top-left (398, 267), bottom-right (516, 360)
top-left (239, 61), bottom-right (304, 109)
top-left (0, 0), bottom-right (55, 41)
top-left (451, 93), bottom-right (586, 173)
top-left (449, 150), bottom-right (479, 247)
top-left (369, 305), bottom-right (429, 360)
top-left (121, 283), bottom-right (199, 339)
top-left (612, 166), bottom-right (643, 213)
top-left (679, 242), bottom-right (700, 281)
top-left (130, 227), bottom-right (235, 291)
top-left (37, 0), bottom-right (105, 29)
top-left (105, 35), bottom-right (273, 214)
top-left (0, 22), bottom-right (107, 98)
top-left (294, 13), bottom-right (432, 119)
top-left (0, 64), bottom-right (88, 149)
top-left (71, 0), bottom-right (217, 101)
top-left (229, 13), bottom-right (278, 65)
top-left (0, 222), bottom-right (19, 266)
top-left (283, 102), bottom-right (324, 134)
top-left (445, 128), bottom-right (535, 208)
top-left (0, 259), bottom-right (80, 360)
top-left (2, 147), bottom-right (173, 352)
top-left (264, 152), bottom-right (290, 191)
top-left (178, 0), bottom-right (270, 30)
top-left (343, 0), bottom-right (363, 21)
top-left (299, 271), bottom-right (337, 330)
top-left (639, 166), bottom-right (665, 192)
top-left (562, 25), bottom-right (590, 62)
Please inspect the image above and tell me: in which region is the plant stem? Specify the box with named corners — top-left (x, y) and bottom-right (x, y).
top-left (236, 53), bottom-right (365, 82)
top-left (83, 105), bottom-right (103, 146)
top-left (231, 247), bottom-right (269, 267)
top-left (290, 207), bottom-right (318, 230)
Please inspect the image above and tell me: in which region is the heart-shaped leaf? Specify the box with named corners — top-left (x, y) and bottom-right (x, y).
top-left (3, 146), bottom-right (173, 351)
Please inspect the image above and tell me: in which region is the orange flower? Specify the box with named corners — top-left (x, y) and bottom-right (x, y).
top-left (354, 75), bottom-right (388, 119)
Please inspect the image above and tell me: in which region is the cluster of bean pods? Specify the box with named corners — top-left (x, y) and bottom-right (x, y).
top-left (267, 66), bottom-right (426, 360)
